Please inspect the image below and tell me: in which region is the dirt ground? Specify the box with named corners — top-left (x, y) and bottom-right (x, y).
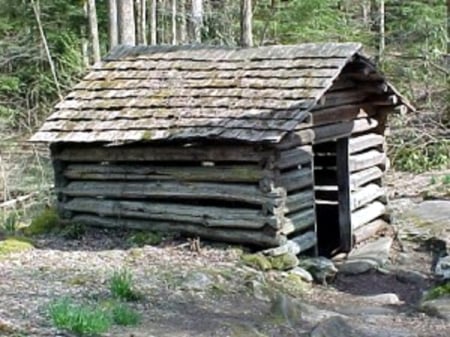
top-left (0, 170), bottom-right (449, 337)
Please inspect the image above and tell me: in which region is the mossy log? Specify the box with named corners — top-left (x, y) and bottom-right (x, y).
top-left (263, 231), bottom-right (317, 256)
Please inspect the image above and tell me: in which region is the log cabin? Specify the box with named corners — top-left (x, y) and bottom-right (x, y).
top-left (31, 43), bottom-right (413, 256)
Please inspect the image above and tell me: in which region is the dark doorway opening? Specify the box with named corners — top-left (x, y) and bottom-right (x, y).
top-left (313, 138), bottom-right (352, 256)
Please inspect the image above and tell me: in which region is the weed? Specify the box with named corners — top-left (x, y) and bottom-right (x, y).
top-left (48, 298), bottom-right (111, 336)
top-left (425, 282), bottom-right (450, 300)
top-left (24, 207), bottom-right (59, 235)
top-left (442, 174), bottom-right (450, 185)
top-left (111, 302), bottom-right (141, 326)
top-left (430, 176), bottom-right (437, 185)
top-left (60, 223), bottom-right (86, 240)
top-left (127, 230), bottom-right (162, 247)
top-left (109, 269), bottom-right (141, 301)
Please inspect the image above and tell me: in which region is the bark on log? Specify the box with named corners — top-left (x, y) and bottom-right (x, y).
top-left (353, 219), bottom-right (387, 244)
top-left (350, 183), bottom-right (384, 211)
top-left (281, 208), bottom-right (315, 235)
top-left (351, 201), bottom-right (386, 230)
top-left (349, 150), bottom-right (386, 172)
top-left (72, 214), bottom-right (286, 247)
top-left (263, 231), bottom-right (317, 256)
top-left (64, 197), bottom-right (280, 229)
top-left (349, 133), bottom-right (384, 154)
top-left (350, 166), bottom-right (383, 190)
top-left (277, 167), bottom-right (313, 192)
top-left (277, 146), bottom-right (312, 169)
top-left (64, 163), bottom-right (264, 183)
top-left (55, 145), bottom-right (271, 162)
top-left (63, 181), bottom-right (284, 206)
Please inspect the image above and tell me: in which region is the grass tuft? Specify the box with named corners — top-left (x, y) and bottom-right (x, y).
top-left (48, 298), bottom-right (111, 336)
top-left (425, 282), bottom-right (450, 300)
top-left (111, 302), bottom-right (141, 326)
top-left (24, 207), bottom-right (59, 235)
top-left (109, 269), bottom-right (141, 301)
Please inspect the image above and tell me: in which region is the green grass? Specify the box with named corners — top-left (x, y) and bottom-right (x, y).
top-left (425, 282), bottom-right (450, 300)
top-left (109, 269), bottom-right (141, 301)
top-left (24, 207), bottom-right (59, 235)
top-left (111, 303), bottom-right (141, 326)
top-left (442, 174), bottom-right (450, 185)
top-left (48, 298), bottom-right (111, 336)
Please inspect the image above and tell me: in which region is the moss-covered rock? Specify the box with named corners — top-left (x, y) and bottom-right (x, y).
top-left (24, 207), bottom-right (59, 235)
top-left (0, 237), bottom-right (34, 256)
top-left (241, 253), bottom-right (272, 271)
top-left (425, 281), bottom-right (450, 300)
top-left (267, 253), bottom-right (299, 271)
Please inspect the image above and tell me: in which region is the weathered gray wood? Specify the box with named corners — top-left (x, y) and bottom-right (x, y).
top-left (55, 145), bottom-right (271, 162)
top-left (63, 181), bottom-right (284, 206)
top-left (285, 189), bottom-right (315, 213)
top-left (64, 163), bottom-right (264, 183)
top-left (313, 90), bottom-right (368, 109)
top-left (349, 134), bottom-right (384, 154)
top-left (351, 201), bottom-right (386, 230)
top-left (349, 150), bottom-right (386, 172)
top-left (263, 231), bottom-right (317, 256)
top-left (277, 167), bottom-right (313, 192)
top-left (84, 68), bottom-right (339, 81)
top-left (72, 214), bottom-right (286, 247)
top-left (311, 105), bottom-right (376, 125)
top-left (64, 198), bottom-right (279, 229)
top-left (350, 166), bottom-right (383, 190)
top-left (350, 183), bottom-right (384, 211)
top-left (336, 137), bottom-right (352, 252)
top-left (353, 219), bottom-right (387, 244)
top-left (281, 208), bottom-right (315, 235)
top-left (277, 146), bottom-right (313, 169)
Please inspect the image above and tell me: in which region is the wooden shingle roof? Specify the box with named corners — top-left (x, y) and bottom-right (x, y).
top-left (31, 43), bottom-right (409, 144)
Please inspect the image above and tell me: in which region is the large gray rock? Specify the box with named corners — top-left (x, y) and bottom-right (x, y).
top-left (348, 237), bottom-right (393, 265)
top-left (310, 316), bottom-right (418, 337)
top-left (360, 293), bottom-right (401, 305)
top-left (181, 271), bottom-right (214, 291)
top-left (395, 268), bottom-right (428, 285)
top-left (421, 297), bottom-right (450, 321)
top-left (435, 256), bottom-right (450, 281)
top-left (338, 259), bottom-right (379, 275)
top-left (289, 267), bottom-right (314, 283)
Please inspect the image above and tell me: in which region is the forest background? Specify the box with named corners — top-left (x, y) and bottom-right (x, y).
top-left (0, 0), bottom-right (448, 214)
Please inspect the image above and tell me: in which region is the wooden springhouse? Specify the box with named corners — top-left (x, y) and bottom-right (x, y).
top-left (31, 43), bottom-right (413, 256)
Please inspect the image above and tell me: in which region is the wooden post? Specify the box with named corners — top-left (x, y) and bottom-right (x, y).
top-left (50, 144), bottom-right (71, 219)
top-left (336, 137), bottom-right (352, 252)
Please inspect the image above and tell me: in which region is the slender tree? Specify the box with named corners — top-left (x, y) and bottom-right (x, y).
top-left (378, 0), bottom-right (385, 61)
top-left (191, 0), bottom-right (203, 43)
top-left (240, 0), bottom-right (253, 47)
top-left (136, 0), bottom-right (147, 44)
top-left (107, 0), bottom-right (118, 49)
top-left (150, 0), bottom-right (157, 44)
top-left (118, 0), bottom-right (136, 45)
top-left (179, 0), bottom-right (187, 43)
top-left (87, 0), bottom-right (100, 62)
top-left (172, 0), bottom-right (177, 45)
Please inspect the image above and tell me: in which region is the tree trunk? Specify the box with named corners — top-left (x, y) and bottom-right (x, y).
top-left (361, 0), bottom-right (371, 26)
top-left (81, 1), bottom-right (90, 67)
top-left (240, 0), bottom-right (253, 47)
top-left (179, 0), bottom-right (186, 43)
top-left (87, 0), bottom-right (101, 63)
top-left (378, 0), bottom-right (385, 61)
top-left (107, 0), bottom-right (118, 49)
top-left (172, 0), bottom-right (177, 44)
top-left (118, 0), bottom-right (136, 45)
top-left (149, 0), bottom-right (157, 44)
top-left (136, 0), bottom-right (147, 44)
top-left (191, 0), bottom-right (203, 43)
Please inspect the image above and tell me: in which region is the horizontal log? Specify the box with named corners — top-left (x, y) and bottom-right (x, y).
top-left (351, 201), bottom-right (386, 230)
top-left (311, 105), bottom-right (375, 125)
top-left (63, 181), bottom-right (285, 206)
top-left (353, 219), bottom-right (387, 244)
top-left (72, 214), bottom-right (286, 247)
top-left (64, 198), bottom-right (279, 229)
top-left (349, 150), bottom-right (386, 172)
top-left (64, 163), bottom-right (264, 183)
top-left (281, 208), bottom-right (315, 235)
top-left (277, 168), bottom-right (313, 192)
top-left (277, 146), bottom-right (313, 169)
top-left (285, 189), bottom-right (315, 213)
top-left (54, 145), bottom-right (271, 163)
top-left (350, 184), bottom-right (384, 211)
top-left (313, 90), bottom-right (368, 109)
top-left (350, 167), bottom-right (383, 190)
top-left (349, 134), bottom-right (384, 154)
top-left (263, 231), bottom-right (317, 256)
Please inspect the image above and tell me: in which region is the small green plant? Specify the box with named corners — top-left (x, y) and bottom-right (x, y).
top-left (441, 174), bottom-right (450, 185)
top-left (111, 303), bottom-right (141, 326)
top-left (425, 282), bottom-right (450, 300)
top-left (0, 237), bottom-right (34, 256)
top-left (127, 230), bottom-right (162, 247)
top-left (109, 269), bottom-right (140, 301)
top-left (24, 207), bottom-right (59, 235)
top-left (48, 298), bottom-right (111, 336)
top-left (60, 223), bottom-right (86, 240)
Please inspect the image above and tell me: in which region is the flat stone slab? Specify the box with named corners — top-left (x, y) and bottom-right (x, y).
top-left (348, 237), bottom-right (393, 266)
top-left (407, 200), bottom-right (450, 243)
top-left (421, 297), bottom-right (450, 321)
